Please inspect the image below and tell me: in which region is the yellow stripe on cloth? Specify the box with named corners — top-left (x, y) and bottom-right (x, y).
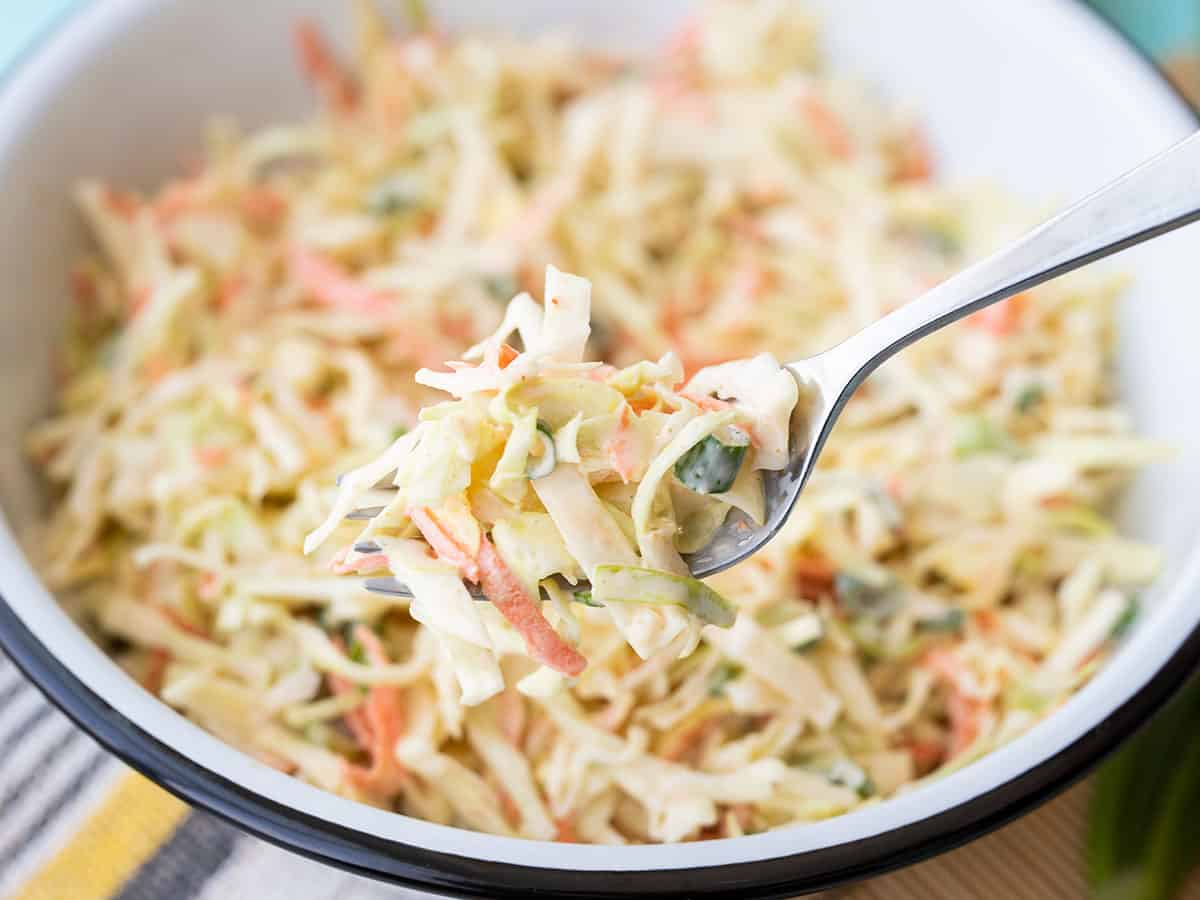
top-left (14, 770), bottom-right (190, 900)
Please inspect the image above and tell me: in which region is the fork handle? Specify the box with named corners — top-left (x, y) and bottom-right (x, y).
top-left (818, 129), bottom-right (1200, 391)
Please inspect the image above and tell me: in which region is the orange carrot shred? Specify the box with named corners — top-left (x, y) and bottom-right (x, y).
top-left (476, 537), bottom-right (586, 677)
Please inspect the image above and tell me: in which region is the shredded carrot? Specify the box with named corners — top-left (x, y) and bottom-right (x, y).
top-left (679, 391), bottom-right (731, 413)
top-left (946, 689), bottom-right (984, 758)
top-left (214, 275), bottom-right (245, 311)
top-left (476, 537), bottom-right (587, 677)
top-left (729, 262), bottom-right (772, 304)
top-left (341, 625), bottom-right (409, 798)
top-left (482, 341), bottom-right (520, 371)
top-left (554, 817), bottom-right (580, 843)
top-left (906, 738), bottom-right (945, 775)
top-left (436, 310), bottom-right (476, 344)
top-left (153, 180), bottom-right (199, 223)
top-left (496, 689), bottom-right (526, 746)
top-left (103, 187), bottom-right (141, 221)
top-left (71, 269), bottom-right (96, 305)
top-left (972, 608), bottom-right (1001, 635)
top-left (141, 648), bottom-right (171, 694)
top-left (604, 405), bottom-right (638, 484)
top-left (492, 779), bottom-right (522, 828)
top-left (129, 285), bottom-right (152, 318)
top-left (331, 552), bottom-right (389, 575)
top-left (153, 604), bottom-right (209, 640)
top-left (193, 446), bottom-right (229, 470)
top-left (254, 749), bottom-right (298, 774)
top-left (892, 126), bottom-right (934, 182)
top-left (800, 94), bottom-right (854, 160)
top-left (794, 554), bottom-right (836, 598)
top-left (966, 292), bottom-right (1029, 336)
top-left (293, 20), bottom-right (359, 113)
top-left (583, 364), bottom-right (618, 383)
top-left (659, 712), bottom-right (725, 763)
top-left (288, 245), bottom-right (391, 315)
top-left (239, 186), bottom-right (288, 231)
top-left (196, 572), bottom-right (221, 601)
top-left (328, 669), bottom-right (372, 748)
top-left (142, 354), bottom-right (173, 383)
top-left (409, 506), bottom-right (482, 581)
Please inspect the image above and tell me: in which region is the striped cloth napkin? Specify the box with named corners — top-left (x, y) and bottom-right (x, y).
top-left (5, 647), bottom-right (1185, 900)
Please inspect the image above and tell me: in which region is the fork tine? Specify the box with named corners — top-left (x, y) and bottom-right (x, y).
top-left (336, 472), bottom-right (400, 489)
top-left (364, 576), bottom-right (490, 602)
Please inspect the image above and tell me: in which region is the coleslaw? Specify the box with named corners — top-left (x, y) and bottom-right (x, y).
top-left (26, 0), bottom-right (1166, 843)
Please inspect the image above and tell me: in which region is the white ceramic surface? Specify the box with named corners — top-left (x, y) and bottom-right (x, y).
top-left (0, 0), bottom-right (1196, 874)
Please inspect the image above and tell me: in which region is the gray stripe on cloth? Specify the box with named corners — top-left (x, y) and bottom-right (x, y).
top-left (0, 673), bottom-right (28, 711)
top-left (0, 697), bottom-right (54, 753)
top-left (0, 723), bottom-right (83, 812)
top-left (0, 743), bottom-right (108, 872)
top-left (113, 811), bottom-right (241, 900)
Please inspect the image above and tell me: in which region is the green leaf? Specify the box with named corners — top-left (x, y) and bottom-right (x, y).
top-left (1088, 675), bottom-right (1200, 895)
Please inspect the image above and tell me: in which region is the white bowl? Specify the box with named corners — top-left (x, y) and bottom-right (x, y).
top-left (0, 1), bottom-right (1197, 896)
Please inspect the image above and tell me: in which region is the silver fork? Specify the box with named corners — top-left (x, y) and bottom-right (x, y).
top-left (351, 130), bottom-right (1200, 602)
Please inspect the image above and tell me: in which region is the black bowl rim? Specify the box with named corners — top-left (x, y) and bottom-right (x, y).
top-left (1, 2), bottom-right (1198, 898)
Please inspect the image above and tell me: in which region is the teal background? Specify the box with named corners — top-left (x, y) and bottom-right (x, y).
top-left (0, 1), bottom-right (1195, 73)
top-left (1090, 0), bottom-right (1198, 56)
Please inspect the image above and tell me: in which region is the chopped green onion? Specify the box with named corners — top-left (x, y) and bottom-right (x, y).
top-left (592, 564), bottom-right (737, 627)
top-left (822, 759), bottom-right (876, 798)
top-left (573, 589), bottom-right (603, 608)
top-left (952, 414), bottom-right (1013, 458)
top-left (916, 608), bottom-right (966, 633)
top-left (707, 662), bottom-right (744, 697)
top-left (834, 568), bottom-right (901, 620)
top-left (1110, 598), bottom-right (1138, 640)
top-left (674, 435), bottom-right (747, 495)
top-left (364, 174), bottom-right (423, 216)
top-left (482, 274), bottom-right (518, 303)
top-left (920, 226), bottom-right (961, 257)
top-left (1014, 382), bottom-right (1045, 413)
top-left (525, 422), bottom-right (557, 479)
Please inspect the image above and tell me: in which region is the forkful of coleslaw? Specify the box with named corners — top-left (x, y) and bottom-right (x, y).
top-left (305, 130), bottom-right (1200, 691)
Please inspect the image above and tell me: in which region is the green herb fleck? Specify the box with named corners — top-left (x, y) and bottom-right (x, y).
top-left (483, 274), bottom-right (518, 303)
top-left (674, 435), bottom-right (748, 495)
top-left (952, 414), bottom-right (1014, 458)
top-left (834, 569), bottom-right (901, 620)
top-left (823, 759), bottom-right (876, 798)
top-left (1014, 382), bottom-right (1045, 414)
top-left (708, 662), bottom-right (744, 697)
top-left (574, 590), bottom-right (602, 608)
top-left (1111, 599), bottom-right (1138, 640)
top-left (364, 174), bottom-right (423, 217)
top-left (916, 608), bottom-right (966, 634)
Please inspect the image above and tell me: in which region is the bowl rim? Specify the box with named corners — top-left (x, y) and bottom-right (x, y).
top-left (1, 0), bottom-right (1198, 897)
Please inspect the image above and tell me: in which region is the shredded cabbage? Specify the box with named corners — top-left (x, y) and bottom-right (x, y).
top-left (28, 0), bottom-right (1163, 844)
